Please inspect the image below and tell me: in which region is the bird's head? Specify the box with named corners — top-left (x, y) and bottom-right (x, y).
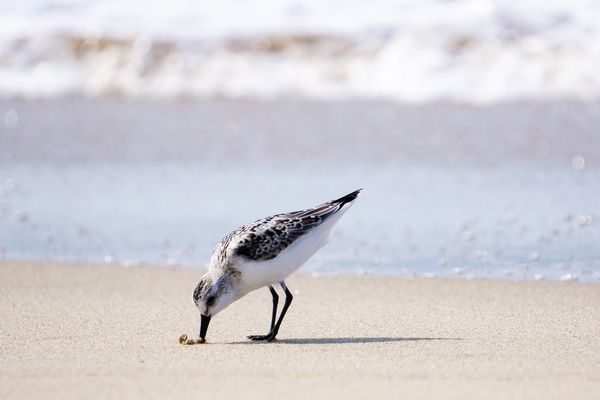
top-left (192, 273), bottom-right (236, 340)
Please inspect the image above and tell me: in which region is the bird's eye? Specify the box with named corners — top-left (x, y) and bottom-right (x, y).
top-left (206, 295), bottom-right (216, 306)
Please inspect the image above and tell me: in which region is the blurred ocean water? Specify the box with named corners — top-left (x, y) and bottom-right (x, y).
top-left (2, 1), bottom-right (599, 281)
top-left (1, 99), bottom-right (599, 282)
top-left (1, 0), bottom-right (600, 102)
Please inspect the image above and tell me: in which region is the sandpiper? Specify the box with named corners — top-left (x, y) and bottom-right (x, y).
top-left (192, 189), bottom-right (361, 342)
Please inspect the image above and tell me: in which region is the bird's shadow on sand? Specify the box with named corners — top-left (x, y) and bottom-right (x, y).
top-left (230, 337), bottom-right (462, 345)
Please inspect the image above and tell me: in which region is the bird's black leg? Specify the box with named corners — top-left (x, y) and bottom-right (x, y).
top-left (268, 285), bottom-right (279, 331)
top-left (247, 285), bottom-right (279, 341)
top-left (267, 281), bottom-right (294, 342)
top-left (266, 281), bottom-right (293, 341)
top-left (248, 281), bottom-right (293, 342)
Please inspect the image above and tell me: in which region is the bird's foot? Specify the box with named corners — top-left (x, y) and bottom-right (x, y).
top-left (247, 333), bottom-right (277, 342)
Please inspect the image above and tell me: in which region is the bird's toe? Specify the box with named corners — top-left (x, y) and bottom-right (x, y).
top-left (247, 334), bottom-right (271, 341)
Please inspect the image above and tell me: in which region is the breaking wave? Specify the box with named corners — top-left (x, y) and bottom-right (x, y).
top-left (1, 0), bottom-right (600, 102)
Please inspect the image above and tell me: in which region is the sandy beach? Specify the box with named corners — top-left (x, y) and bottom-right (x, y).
top-left (2, 1), bottom-right (600, 397)
top-left (1, 262), bottom-right (599, 399)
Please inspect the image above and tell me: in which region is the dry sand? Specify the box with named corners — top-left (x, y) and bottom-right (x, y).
top-left (1, 262), bottom-right (599, 399)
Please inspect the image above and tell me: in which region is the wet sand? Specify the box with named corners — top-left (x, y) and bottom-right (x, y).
top-left (1, 262), bottom-right (599, 399)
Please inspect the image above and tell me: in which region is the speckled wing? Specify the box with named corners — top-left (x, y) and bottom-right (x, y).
top-left (231, 189), bottom-right (361, 261)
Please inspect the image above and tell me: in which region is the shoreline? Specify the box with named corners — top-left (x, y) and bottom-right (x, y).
top-left (2, 259), bottom-right (597, 285)
top-left (1, 261), bottom-right (599, 399)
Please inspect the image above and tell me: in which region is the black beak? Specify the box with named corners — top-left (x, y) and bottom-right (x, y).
top-left (199, 314), bottom-right (211, 340)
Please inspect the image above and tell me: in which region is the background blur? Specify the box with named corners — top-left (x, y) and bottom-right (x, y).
top-left (1, 0), bottom-right (599, 281)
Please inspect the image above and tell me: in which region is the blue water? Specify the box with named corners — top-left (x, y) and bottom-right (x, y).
top-left (2, 163), bottom-right (599, 282)
top-left (1, 99), bottom-right (599, 282)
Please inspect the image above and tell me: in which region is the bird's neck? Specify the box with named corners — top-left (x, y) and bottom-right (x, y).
top-left (210, 263), bottom-right (242, 292)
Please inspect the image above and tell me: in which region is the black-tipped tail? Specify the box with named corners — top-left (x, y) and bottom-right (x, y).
top-left (330, 189), bottom-right (362, 206)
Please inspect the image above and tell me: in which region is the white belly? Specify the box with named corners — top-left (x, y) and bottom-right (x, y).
top-left (237, 207), bottom-right (349, 294)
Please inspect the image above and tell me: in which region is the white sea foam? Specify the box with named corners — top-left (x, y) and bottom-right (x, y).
top-left (1, 0), bottom-right (600, 102)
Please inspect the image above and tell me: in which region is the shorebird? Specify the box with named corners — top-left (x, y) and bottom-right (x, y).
top-left (192, 189), bottom-right (361, 342)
